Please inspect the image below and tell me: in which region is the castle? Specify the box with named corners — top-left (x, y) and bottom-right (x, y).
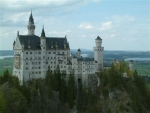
top-left (13, 11), bottom-right (104, 84)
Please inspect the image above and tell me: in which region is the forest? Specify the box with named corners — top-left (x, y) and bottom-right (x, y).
top-left (0, 62), bottom-right (150, 113)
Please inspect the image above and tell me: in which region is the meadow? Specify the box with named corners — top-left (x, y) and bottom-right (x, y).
top-left (134, 61), bottom-right (150, 75)
top-left (0, 58), bottom-right (13, 75)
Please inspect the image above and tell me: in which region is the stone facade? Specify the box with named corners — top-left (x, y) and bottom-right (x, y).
top-left (13, 11), bottom-right (104, 84)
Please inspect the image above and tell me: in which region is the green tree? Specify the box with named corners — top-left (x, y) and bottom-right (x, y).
top-left (53, 65), bottom-right (61, 91)
top-left (60, 77), bottom-right (67, 103)
top-left (0, 91), bottom-right (6, 113)
top-left (67, 70), bottom-right (76, 108)
top-left (45, 66), bottom-right (53, 96)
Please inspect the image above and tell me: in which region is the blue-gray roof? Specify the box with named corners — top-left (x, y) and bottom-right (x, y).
top-left (29, 12), bottom-right (34, 24)
top-left (78, 49), bottom-right (81, 51)
top-left (41, 28), bottom-right (46, 37)
top-left (18, 35), bottom-right (69, 50)
top-left (95, 36), bottom-right (102, 40)
top-left (77, 57), bottom-right (94, 61)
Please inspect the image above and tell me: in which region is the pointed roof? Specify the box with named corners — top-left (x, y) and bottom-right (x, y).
top-left (95, 36), bottom-right (102, 40)
top-left (13, 40), bottom-right (15, 45)
top-left (41, 26), bottom-right (46, 37)
top-left (78, 48), bottom-right (81, 51)
top-left (29, 11), bottom-right (34, 24)
top-left (17, 31), bottom-right (19, 36)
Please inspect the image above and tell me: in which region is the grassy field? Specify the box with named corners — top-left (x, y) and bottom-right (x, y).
top-left (0, 58), bottom-right (13, 76)
top-left (134, 61), bottom-right (150, 75)
top-left (0, 67), bottom-right (13, 76)
top-left (0, 58), bottom-right (13, 66)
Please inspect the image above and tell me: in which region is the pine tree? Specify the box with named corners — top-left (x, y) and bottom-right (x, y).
top-left (53, 65), bottom-right (61, 91)
top-left (67, 70), bottom-right (76, 108)
top-left (45, 66), bottom-right (53, 96)
top-left (0, 91), bottom-right (6, 113)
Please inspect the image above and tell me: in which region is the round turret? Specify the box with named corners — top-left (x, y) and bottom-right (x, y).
top-left (77, 49), bottom-right (81, 58)
top-left (129, 60), bottom-right (134, 70)
top-left (95, 36), bottom-right (102, 47)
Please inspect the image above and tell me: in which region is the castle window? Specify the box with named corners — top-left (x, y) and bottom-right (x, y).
top-left (26, 67), bottom-right (28, 70)
top-left (62, 52), bottom-right (64, 54)
top-left (64, 66), bottom-right (66, 68)
top-left (32, 62), bottom-right (34, 64)
top-left (49, 52), bottom-right (51, 54)
top-left (39, 67), bottom-right (40, 69)
top-left (39, 52), bottom-right (41, 54)
top-left (53, 52), bottom-right (55, 54)
top-left (39, 62), bottom-right (40, 64)
top-left (54, 57), bottom-right (55, 59)
top-left (32, 67), bottom-right (34, 69)
top-left (26, 52), bottom-right (28, 54)
top-left (51, 62), bottom-right (52, 64)
top-left (51, 57), bottom-right (52, 59)
top-left (58, 52), bottom-right (60, 54)
top-left (26, 58), bottom-right (28, 60)
top-left (39, 71), bottom-right (41, 74)
top-left (30, 52), bottom-right (32, 54)
top-left (48, 57), bottom-right (49, 59)
top-left (30, 58), bottom-right (32, 60)
top-left (26, 63), bottom-right (28, 65)
top-left (46, 62), bottom-right (48, 64)
top-left (32, 72), bottom-right (34, 74)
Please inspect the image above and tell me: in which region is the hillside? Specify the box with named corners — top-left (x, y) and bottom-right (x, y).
top-left (0, 62), bottom-right (150, 113)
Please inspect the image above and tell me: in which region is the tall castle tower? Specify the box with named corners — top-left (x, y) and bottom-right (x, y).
top-left (93, 36), bottom-right (104, 71)
top-left (40, 27), bottom-right (46, 77)
top-left (27, 11), bottom-right (35, 35)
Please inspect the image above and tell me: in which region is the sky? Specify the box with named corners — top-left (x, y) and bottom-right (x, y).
top-left (0, 0), bottom-right (149, 51)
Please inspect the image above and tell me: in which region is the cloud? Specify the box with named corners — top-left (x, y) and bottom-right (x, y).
top-left (112, 15), bottom-right (135, 25)
top-left (78, 23), bottom-right (94, 29)
top-left (1, 0), bottom-right (101, 11)
top-left (99, 21), bottom-right (112, 31)
top-left (110, 34), bottom-right (116, 38)
top-left (48, 30), bottom-right (71, 36)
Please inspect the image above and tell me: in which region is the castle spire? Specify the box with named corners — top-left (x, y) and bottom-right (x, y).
top-left (29, 10), bottom-right (34, 24)
top-left (41, 25), bottom-right (46, 37)
top-left (17, 30), bottom-right (19, 36)
top-left (27, 10), bottom-right (35, 35)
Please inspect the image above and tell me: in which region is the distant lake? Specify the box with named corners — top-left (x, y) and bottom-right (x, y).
top-left (81, 54), bottom-right (89, 57)
top-left (0, 56), bottom-right (14, 59)
top-left (124, 58), bottom-right (150, 61)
